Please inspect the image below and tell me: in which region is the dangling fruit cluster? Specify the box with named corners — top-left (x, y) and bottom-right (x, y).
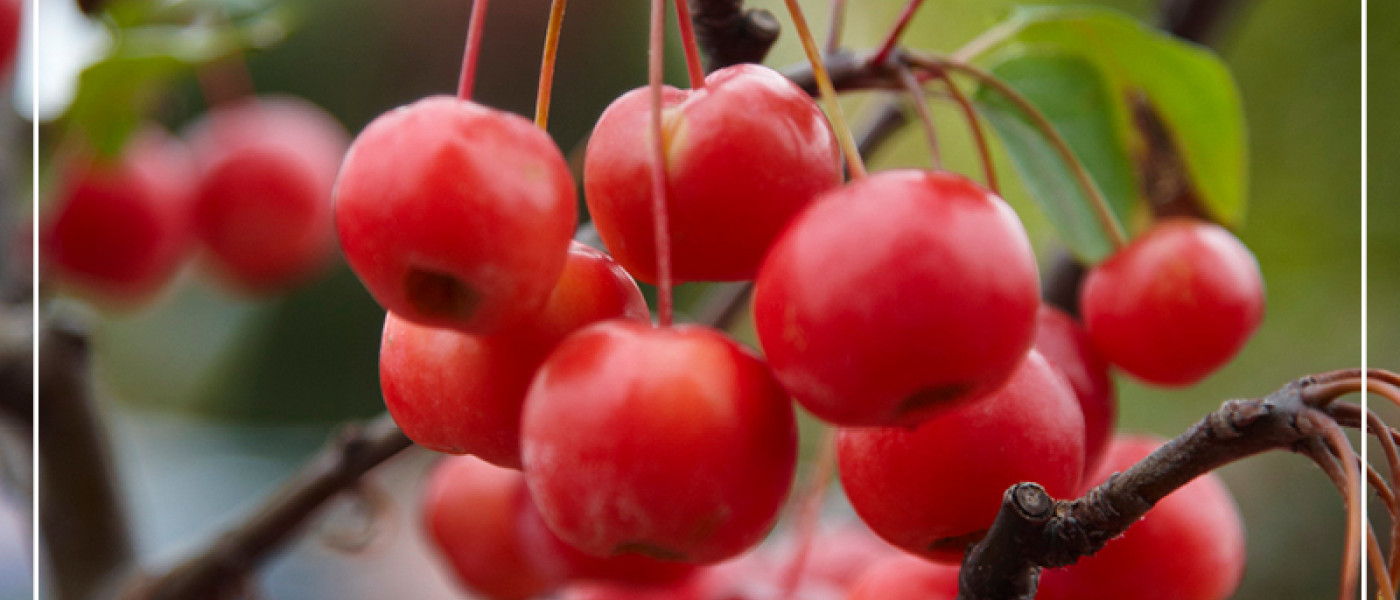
top-left (41, 96), bottom-right (350, 304)
top-left (348, 4), bottom-right (1268, 600)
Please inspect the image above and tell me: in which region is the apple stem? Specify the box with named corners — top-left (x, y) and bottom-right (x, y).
top-left (457, 0), bottom-right (491, 101)
top-left (825, 0), bottom-right (847, 54)
top-left (777, 427), bottom-right (838, 597)
top-left (781, 0), bottom-right (866, 180)
top-left (895, 64), bottom-right (941, 170)
top-left (534, 0), bottom-right (569, 129)
top-left (869, 0), bottom-right (925, 68)
top-left (674, 0), bottom-right (707, 89)
top-left (650, 0), bottom-right (675, 327)
top-left (932, 68), bottom-right (998, 194)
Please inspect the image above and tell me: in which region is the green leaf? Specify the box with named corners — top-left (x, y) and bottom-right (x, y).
top-left (966, 6), bottom-right (1248, 252)
top-left (975, 53), bottom-right (1131, 262)
top-left (62, 4), bottom-right (295, 156)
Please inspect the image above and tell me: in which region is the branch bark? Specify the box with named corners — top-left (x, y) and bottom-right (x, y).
top-left (117, 414), bottom-right (411, 600)
top-left (688, 0), bottom-right (781, 70)
top-left (957, 373), bottom-right (1365, 600)
top-left (39, 314), bottom-right (136, 600)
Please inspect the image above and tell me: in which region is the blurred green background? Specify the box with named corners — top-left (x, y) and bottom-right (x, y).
top-left (37, 0), bottom-right (1367, 598)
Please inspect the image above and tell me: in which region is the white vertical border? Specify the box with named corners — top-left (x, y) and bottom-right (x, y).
top-left (28, 0), bottom-right (38, 596)
top-left (1360, 0), bottom-right (1370, 596)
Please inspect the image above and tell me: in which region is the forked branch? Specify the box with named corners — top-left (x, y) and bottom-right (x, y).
top-left (958, 369), bottom-right (1396, 600)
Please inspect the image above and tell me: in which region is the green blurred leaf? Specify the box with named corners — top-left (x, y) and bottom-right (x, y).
top-left (64, 3), bottom-right (296, 156)
top-left (976, 54), bottom-right (1133, 262)
top-left (966, 6), bottom-right (1248, 251)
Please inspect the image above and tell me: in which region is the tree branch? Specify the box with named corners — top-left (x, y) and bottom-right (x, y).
top-left (957, 371), bottom-right (1379, 600)
top-left (688, 0), bottom-right (781, 70)
top-left (39, 313), bottom-right (137, 600)
top-left (117, 414), bottom-right (412, 600)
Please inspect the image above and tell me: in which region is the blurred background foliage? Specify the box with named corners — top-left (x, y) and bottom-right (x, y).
top-left (34, 0), bottom-right (1368, 598)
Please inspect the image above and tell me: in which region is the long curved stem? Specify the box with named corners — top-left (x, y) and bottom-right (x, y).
top-left (649, 0), bottom-right (675, 326)
top-left (825, 0), bottom-right (847, 54)
top-left (932, 68), bottom-right (997, 193)
top-left (457, 0), bottom-right (491, 101)
top-left (895, 64), bottom-right (940, 169)
top-left (781, 0), bottom-right (866, 179)
top-left (905, 54), bottom-right (1127, 249)
top-left (534, 0), bottom-right (569, 128)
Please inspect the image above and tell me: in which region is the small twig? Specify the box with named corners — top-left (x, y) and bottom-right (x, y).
top-left (118, 414), bottom-right (413, 600)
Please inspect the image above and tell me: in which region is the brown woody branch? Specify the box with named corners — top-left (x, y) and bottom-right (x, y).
top-left (957, 371), bottom-right (1380, 600)
top-left (116, 414), bottom-right (411, 600)
top-left (40, 314), bottom-right (136, 600)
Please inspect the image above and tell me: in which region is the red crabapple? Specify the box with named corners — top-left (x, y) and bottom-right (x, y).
top-left (522, 321), bottom-right (797, 564)
top-left (41, 127), bottom-right (196, 304)
top-left (754, 169), bottom-right (1040, 427)
top-left (1080, 218), bottom-right (1264, 386)
top-left (0, 0), bottom-right (18, 82)
top-left (334, 96), bottom-right (577, 334)
top-left (424, 455), bottom-right (691, 600)
top-left (846, 554), bottom-right (960, 600)
top-left (184, 96), bottom-right (349, 294)
top-left (584, 63), bottom-right (841, 283)
top-left (837, 351), bottom-right (1084, 563)
top-left (1036, 435), bottom-right (1246, 600)
top-left (380, 242), bottom-right (648, 467)
top-left (1034, 305), bottom-right (1116, 471)
top-left (423, 455), bottom-right (573, 600)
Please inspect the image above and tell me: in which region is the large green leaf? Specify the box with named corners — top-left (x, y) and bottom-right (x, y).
top-left (976, 53), bottom-right (1132, 262)
top-left (964, 6), bottom-right (1247, 258)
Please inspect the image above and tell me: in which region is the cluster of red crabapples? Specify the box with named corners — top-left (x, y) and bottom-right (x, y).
top-left (41, 95), bottom-right (348, 303)
top-left (335, 20), bottom-right (1263, 595)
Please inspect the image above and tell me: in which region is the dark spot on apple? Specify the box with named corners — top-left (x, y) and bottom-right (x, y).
top-left (405, 268), bottom-right (479, 323)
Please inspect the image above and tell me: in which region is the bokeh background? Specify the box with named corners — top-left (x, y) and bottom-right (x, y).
top-left (33, 0), bottom-right (1367, 598)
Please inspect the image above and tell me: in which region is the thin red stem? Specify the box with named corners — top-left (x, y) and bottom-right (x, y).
top-left (534, 0), bottom-right (569, 128)
top-left (825, 0), bottom-right (847, 54)
top-left (649, 0), bottom-right (674, 326)
top-left (896, 64), bottom-right (941, 169)
top-left (778, 428), bottom-right (838, 597)
top-left (674, 0), bottom-right (706, 88)
top-left (782, 0), bottom-right (866, 179)
top-left (934, 69), bottom-right (997, 193)
top-left (869, 0), bottom-right (925, 67)
top-left (457, 0), bottom-right (491, 101)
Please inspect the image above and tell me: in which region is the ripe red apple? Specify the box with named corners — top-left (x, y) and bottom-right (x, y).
top-left (1034, 305), bottom-right (1116, 471)
top-left (1080, 218), bottom-right (1265, 386)
top-left (1036, 435), bottom-right (1246, 600)
top-left (584, 63), bottom-right (841, 283)
top-left (184, 96), bottom-right (349, 294)
top-left (380, 242), bottom-right (648, 467)
top-left (837, 351), bottom-right (1084, 563)
top-left (334, 96), bottom-right (577, 334)
top-left (0, 0), bottom-right (19, 82)
top-left (423, 455), bottom-right (574, 600)
top-left (754, 169), bottom-right (1040, 427)
top-left (41, 127), bottom-right (196, 304)
top-left (847, 554), bottom-right (960, 600)
top-left (425, 455), bottom-right (692, 600)
top-left (522, 321), bottom-right (797, 564)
